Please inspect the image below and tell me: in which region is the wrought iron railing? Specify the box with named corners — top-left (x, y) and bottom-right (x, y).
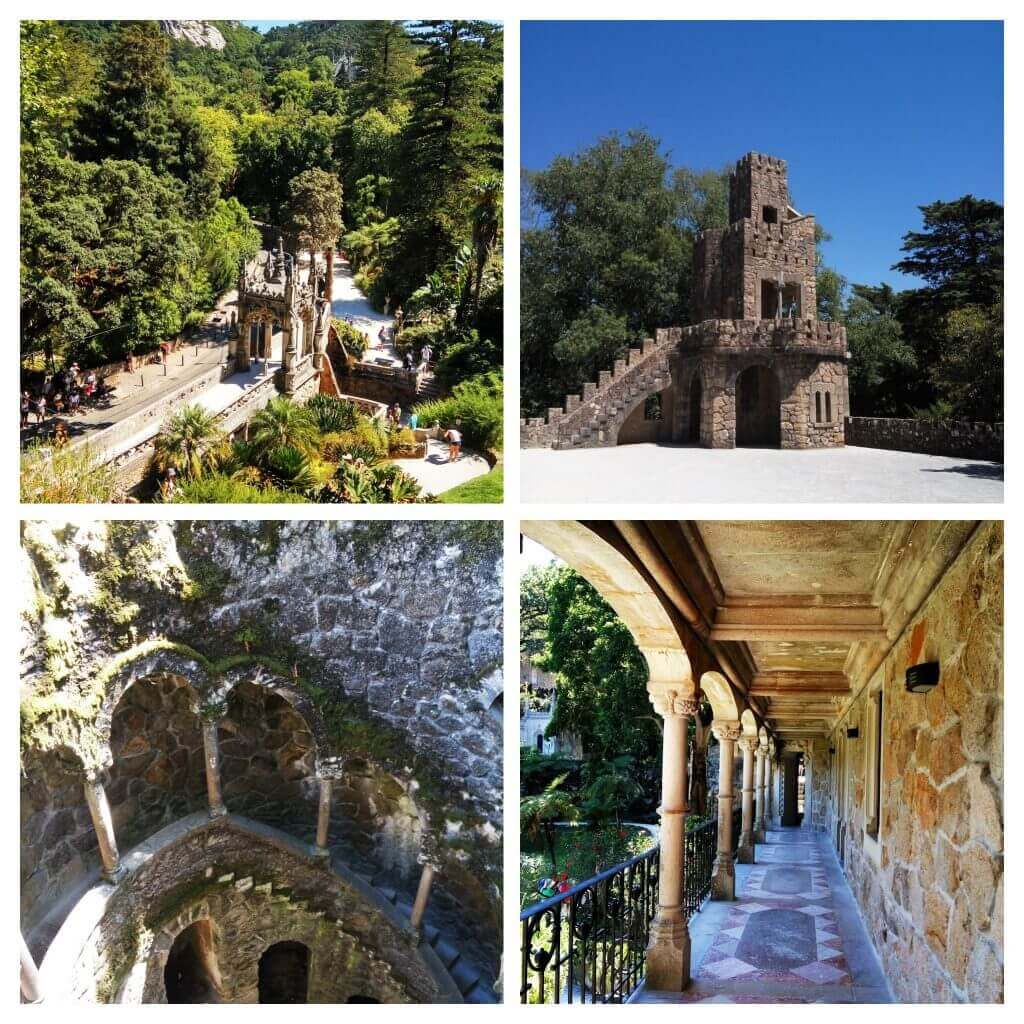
top-left (520, 846), bottom-right (658, 1004)
top-left (683, 818), bottom-right (717, 915)
top-left (520, 819), bottom-right (720, 1004)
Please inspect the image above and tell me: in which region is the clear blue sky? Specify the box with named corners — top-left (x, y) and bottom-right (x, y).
top-left (522, 21), bottom-right (1003, 289)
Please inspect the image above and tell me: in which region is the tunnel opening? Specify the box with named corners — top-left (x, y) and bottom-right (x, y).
top-left (164, 919), bottom-right (222, 1003)
top-left (258, 941), bottom-right (310, 1004)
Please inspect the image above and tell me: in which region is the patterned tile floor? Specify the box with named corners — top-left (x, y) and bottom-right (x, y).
top-left (637, 826), bottom-right (893, 1004)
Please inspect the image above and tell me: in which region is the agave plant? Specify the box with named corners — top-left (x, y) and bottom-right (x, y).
top-left (249, 396), bottom-right (318, 456)
top-left (153, 404), bottom-right (227, 480)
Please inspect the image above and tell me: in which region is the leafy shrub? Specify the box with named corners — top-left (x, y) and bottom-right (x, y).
top-left (171, 474), bottom-right (307, 504)
top-left (333, 418), bottom-right (388, 460)
top-left (332, 318), bottom-right (369, 359)
top-left (305, 392), bottom-right (359, 433)
top-left (414, 371), bottom-right (503, 451)
top-left (21, 440), bottom-right (121, 503)
top-left (388, 426), bottom-right (419, 456)
top-left (396, 321), bottom-right (444, 358)
top-left (433, 331), bottom-right (501, 391)
top-left (326, 461), bottom-right (428, 503)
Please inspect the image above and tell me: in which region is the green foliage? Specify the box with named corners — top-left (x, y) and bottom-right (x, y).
top-left (845, 284), bottom-right (917, 416)
top-left (193, 197), bottom-right (260, 299)
top-left (388, 427), bottom-right (419, 456)
top-left (152, 404), bottom-right (226, 480)
top-left (305, 393), bottom-right (360, 434)
top-left (433, 330), bottom-right (501, 391)
top-left (519, 774), bottom-right (579, 872)
top-left (521, 130), bottom-right (726, 415)
top-left (20, 440), bottom-right (120, 503)
top-left (284, 167), bottom-right (344, 258)
top-left (414, 371), bottom-right (503, 451)
top-left (248, 396), bottom-right (318, 456)
top-left (436, 465), bottom-right (502, 503)
top-left (580, 756), bottom-right (643, 824)
top-left (260, 445), bottom-right (317, 493)
top-left (329, 461), bottom-right (427, 504)
top-left (528, 564), bottom-right (660, 765)
top-left (170, 473), bottom-right (307, 504)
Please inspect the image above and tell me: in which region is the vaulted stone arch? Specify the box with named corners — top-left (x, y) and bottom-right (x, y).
top-left (700, 670), bottom-right (742, 723)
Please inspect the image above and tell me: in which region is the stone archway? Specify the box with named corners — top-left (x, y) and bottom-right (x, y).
top-left (735, 364), bottom-right (781, 446)
top-left (165, 919), bottom-right (222, 1003)
top-left (258, 941), bottom-right (310, 1004)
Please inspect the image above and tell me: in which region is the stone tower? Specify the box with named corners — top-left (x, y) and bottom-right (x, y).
top-left (519, 151), bottom-right (850, 451)
top-left (675, 152), bottom-right (849, 448)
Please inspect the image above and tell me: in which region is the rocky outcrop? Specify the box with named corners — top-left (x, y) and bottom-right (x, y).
top-left (159, 20), bottom-right (227, 50)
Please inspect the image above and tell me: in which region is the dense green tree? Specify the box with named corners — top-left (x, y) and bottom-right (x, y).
top-left (350, 21), bottom-right (418, 114)
top-left (193, 197), bottom-right (261, 300)
top-left (930, 302), bottom-right (1003, 422)
top-left (844, 284), bottom-right (916, 415)
top-left (533, 565), bottom-right (660, 764)
top-left (521, 131), bottom-right (726, 415)
top-left (74, 21), bottom-right (219, 214)
top-left (284, 168), bottom-right (344, 266)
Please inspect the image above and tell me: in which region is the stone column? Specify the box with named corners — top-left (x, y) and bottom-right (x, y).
top-left (21, 934), bottom-right (43, 1003)
top-left (710, 722), bottom-right (741, 900)
top-left (754, 743), bottom-right (767, 843)
top-left (314, 777), bottom-right (332, 858)
top-left (201, 718), bottom-right (227, 818)
top-left (645, 684), bottom-right (697, 991)
top-left (409, 859), bottom-right (437, 935)
top-left (737, 737), bottom-right (757, 864)
top-left (83, 769), bottom-right (123, 882)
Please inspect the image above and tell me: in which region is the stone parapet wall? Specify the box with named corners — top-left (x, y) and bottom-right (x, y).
top-left (816, 523), bottom-right (1003, 1002)
top-left (846, 417), bottom-right (1003, 463)
top-left (680, 318), bottom-right (847, 357)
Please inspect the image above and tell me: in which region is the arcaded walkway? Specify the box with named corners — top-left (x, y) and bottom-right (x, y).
top-left (638, 828), bottom-right (892, 1003)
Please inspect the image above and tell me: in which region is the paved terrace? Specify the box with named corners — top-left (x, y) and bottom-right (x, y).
top-left (637, 827), bottom-right (892, 1004)
top-left (521, 443), bottom-right (1003, 503)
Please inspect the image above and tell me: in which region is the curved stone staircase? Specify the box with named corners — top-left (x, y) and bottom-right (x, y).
top-left (520, 328), bottom-right (680, 449)
top-left (34, 813), bottom-right (498, 1005)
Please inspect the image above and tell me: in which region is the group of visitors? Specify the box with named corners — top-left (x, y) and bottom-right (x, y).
top-left (20, 363), bottom-right (101, 434)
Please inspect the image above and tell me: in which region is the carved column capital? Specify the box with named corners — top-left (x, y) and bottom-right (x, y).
top-left (711, 721), bottom-right (742, 742)
top-left (648, 688), bottom-right (700, 719)
top-left (737, 735), bottom-right (759, 755)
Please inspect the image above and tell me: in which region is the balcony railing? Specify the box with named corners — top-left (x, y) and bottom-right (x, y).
top-left (520, 819), bottom-right (718, 1004)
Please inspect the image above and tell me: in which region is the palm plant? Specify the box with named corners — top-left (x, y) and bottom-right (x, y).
top-left (153, 404), bottom-right (226, 480)
top-left (520, 774), bottom-right (580, 873)
top-left (249, 396), bottom-right (318, 456)
top-left (305, 393), bottom-right (359, 434)
top-left (261, 445), bottom-right (317, 493)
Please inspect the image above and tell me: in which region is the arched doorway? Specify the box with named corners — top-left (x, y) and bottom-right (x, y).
top-left (258, 941), bottom-right (310, 1003)
top-left (735, 365), bottom-right (781, 446)
top-left (164, 920), bottom-right (222, 1003)
top-left (688, 372), bottom-right (702, 442)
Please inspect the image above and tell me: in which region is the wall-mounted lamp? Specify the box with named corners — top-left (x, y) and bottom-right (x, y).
top-left (906, 661), bottom-right (940, 694)
top-left (846, 727), bottom-right (859, 739)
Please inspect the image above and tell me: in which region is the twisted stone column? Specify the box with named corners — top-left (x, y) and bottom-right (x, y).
top-left (754, 744), bottom-right (768, 843)
top-left (314, 777), bottom-right (333, 858)
top-left (737, 737), bottom-right (757, 864)
top-left (83, 769), bottom-right (123, 882)
top-left (201, 717), bottom-right (227, 818)
top-left (710, 722), bottom-right (741, 900)
top-left (645, 683), bottom-right (697, 991)
top-left (21, 934), bottom-right (43, 1003)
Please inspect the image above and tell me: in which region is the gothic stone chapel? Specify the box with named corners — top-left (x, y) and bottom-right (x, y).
top-left (521, 153), bottom-right (851, 450)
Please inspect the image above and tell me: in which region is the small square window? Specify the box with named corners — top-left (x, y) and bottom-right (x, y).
top-left (762, 205), bottom-right (778, 224)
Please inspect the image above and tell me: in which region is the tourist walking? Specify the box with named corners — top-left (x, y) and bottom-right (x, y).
top-left (20, 391), bottom-right (31, 429)
top-left (421, 343), bottom-right (433, 369)
top-left (444, 422), bottom-right (462, 463)
top-left (33, 394), bottom-right (46, 425)
top-left (403, 350), bottom-right (415, 373)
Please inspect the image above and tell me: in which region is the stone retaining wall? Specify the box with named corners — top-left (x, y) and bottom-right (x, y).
top-left (845, 417), bottom-right (1003, 463)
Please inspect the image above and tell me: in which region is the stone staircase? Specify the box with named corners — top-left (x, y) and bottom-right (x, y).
top-left (212, 866), bottom-right (497, 1004)
top-left (521, 327), bottom-right (680, 449)
top-left (415, 372), bottom-right (443, 403)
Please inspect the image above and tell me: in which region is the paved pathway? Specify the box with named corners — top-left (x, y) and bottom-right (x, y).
top-left (521, 443), bottom-right (1003, 503)
top-left (21, 291), bottom-right (240, 450)
top-left (330, 259), bottom-right (400, 367)
top-left (393, 438), bottom-right (490, 496)
top-left (639, 827), bottom-right (892, 1003)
